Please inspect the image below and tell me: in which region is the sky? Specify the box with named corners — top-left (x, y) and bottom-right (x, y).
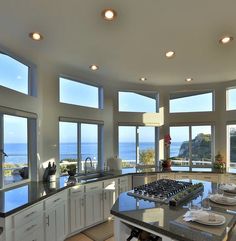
top-left (1, 53), bottom-right (236, 144)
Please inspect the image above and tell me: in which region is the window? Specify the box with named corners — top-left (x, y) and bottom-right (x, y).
top-left (0, 112), bottom-right (36, 188)
top-left (169, 91), bottom-right (213, 113)
top-left (118, 91), bottom-right (158, 112)
top-left (59, 77), bottom-right (102, 108)
top-left (59, 120), bottom-right (102, 175)
top-left (226, 88), bottom-right (236, 110)
top-left (170, 125), bottom-right (213, 171)
top-left (118, 125), bottom-right (157, 172)
top-left (0, 51), bottom-right (35, 95)
top-left (227, 124), bottom-right (236, 171)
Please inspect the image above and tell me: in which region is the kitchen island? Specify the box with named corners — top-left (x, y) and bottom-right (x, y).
top-left (111, 180), bottom-right (236, 241)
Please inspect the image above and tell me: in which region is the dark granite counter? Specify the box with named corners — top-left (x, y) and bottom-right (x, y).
top-left (111, 180), bottom-right (236, 241)
top-left (0, 169), bottom-right (235, 218)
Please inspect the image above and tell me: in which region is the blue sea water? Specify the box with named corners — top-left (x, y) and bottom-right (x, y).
top-left (3, 142), bottom-right (182, 164)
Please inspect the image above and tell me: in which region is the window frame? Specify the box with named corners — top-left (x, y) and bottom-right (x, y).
top-left (59, 117), bottom-right (104, 175)
top-left (169, 123), bottom-right (215, 171)
top-left (227, 123), bottom-right (236, 171)
top-left (226, 87), bottom-right (236, 111)
top-left (169, 90), bottom-right (215, 113)
top-left (118, 90), bottom-right (159, 113)
top-left (0, 46), bottom-right (37, 96)
top-left (59, 75), bottom-right (104, 109)
top-left (0, 107), bottom-right (37, 189)
top-left (118, 124), bottom-right (159, 172)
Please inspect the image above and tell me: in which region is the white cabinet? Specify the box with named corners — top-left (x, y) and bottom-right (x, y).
top-left (69, 185), bottom-right (85, 234)
top-left (118, 176), bottom-right (130, 194)
top-left (132, 174), bottom-right (157, 188)
top-left (195, 173), bottom-right (219, 183)
top-left (158, 173), bottom-right (175, 180)
top-left (103, 178), bottom-right (118, 220)
top-left (13, 202), bottom-right (44, 241)
top-left (45, 190), bottom-right (68, 241)
top-left (85, 181), bottom-right (103, 227)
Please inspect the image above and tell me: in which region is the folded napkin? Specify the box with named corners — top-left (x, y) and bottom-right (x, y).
top-left (183, 210), bottom-right (209, 222)
top-left (220, 183), bottom-right (236, 191)
top-left (183, 210), bottom-right (225, 224)
top-left (209, 194), bottom-right (236, 204)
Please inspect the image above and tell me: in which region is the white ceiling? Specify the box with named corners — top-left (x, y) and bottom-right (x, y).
top-left (1, 0), bottom-right (236, 86)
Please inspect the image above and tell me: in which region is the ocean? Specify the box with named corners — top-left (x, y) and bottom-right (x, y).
top-left (2, 142), bottom-right (182, 164)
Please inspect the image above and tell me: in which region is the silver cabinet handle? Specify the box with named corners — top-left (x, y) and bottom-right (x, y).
top-left (81, 198), bottom-right (84, 206)
top-left (24, 211), bottom-right (36, 218)
top-left (53, 198), bottom-right (61, 203)
top-left (104, 192), bottom-right (107, 200)
top-left (46, 215), bottom-right (49, 226)
top-left (25, 224), bottom-right (36, 232)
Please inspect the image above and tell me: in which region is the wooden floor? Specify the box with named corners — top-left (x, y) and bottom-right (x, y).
top-left (66, 233), bottom-right (115, 241)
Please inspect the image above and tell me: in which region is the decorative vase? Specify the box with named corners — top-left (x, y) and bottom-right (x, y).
top-left (162, 159), bottom-right (172, 171)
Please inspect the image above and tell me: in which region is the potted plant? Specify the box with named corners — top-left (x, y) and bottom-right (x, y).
top-left (162, 134), bottom-right (172, 170)
top-left (213, 152), bottom-right (226, 172)
top-left (67, 164), bottom-right (77, 176)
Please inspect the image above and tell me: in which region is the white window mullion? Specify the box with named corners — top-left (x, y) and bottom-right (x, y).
top-left (0, 114), bottom-right (3, 188)
top-left (136, 126), bottom-right (139, 167)
top-left (189, 126), bottom-right (192, 171)
top-left (77, 123), bottom-right (81, 174)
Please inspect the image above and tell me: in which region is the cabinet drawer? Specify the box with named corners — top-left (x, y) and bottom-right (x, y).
top-left (70, 185), bottom-right (85, 196)
top-left (14, 202), bottom-right (43, 228)
top-left (14, 214), bottom-right (43, 240)
top-left (85, 181), bottom-right (103, 192)
top-left (159, 173), bottom-right (175, 180)
top-left (45, 190), bottom-right (68, 209)
top-left (228, 175), bottom-right (236, 183)
top-left (104, 179), bottom-right (117, 190)
top-left (199, 175), bottom-right (218, 182)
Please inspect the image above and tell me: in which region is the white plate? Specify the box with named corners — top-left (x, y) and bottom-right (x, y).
top-left (219, 185), bottom-right (236, 194)
top-left (209, 196), bottom-right (236, 206)
top-left (194, 213), bottom-right (226, 226)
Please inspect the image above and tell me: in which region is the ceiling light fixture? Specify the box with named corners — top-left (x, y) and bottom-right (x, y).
top-left (219, 36), bottom-right (233, 44)
top-left (165, 51), bottom-right (175, 58)
top-left (29, 32), bottom-right (43, 41)
top-left (185, 78), bottom-right (193, 82)
top-left (89, 65), bottom-right (99, 70)
top-left (139, 77), bottom-right (147, 82)
top-left (102, 9), bottom-right (117, 21)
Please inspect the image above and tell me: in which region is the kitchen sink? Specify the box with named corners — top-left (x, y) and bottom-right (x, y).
top-left (76, 172), bottom-right (113, 182)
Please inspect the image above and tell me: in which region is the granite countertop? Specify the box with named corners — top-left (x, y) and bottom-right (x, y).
top-left (111, 180), bottom-right (236, 241)
top-left (0, 169), bottom-right (234, 218)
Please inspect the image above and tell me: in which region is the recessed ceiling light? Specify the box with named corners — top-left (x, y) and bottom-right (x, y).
top-left (140, 77), bottom-right (147, 82)
top-left (165, 51), bottom-right (175, 58)
top-left (185, 78), bottom-right (193, 82)
top-left (89, 65), bottom-right (99, 70)
top-left (219, 36), bottom-right (233, 44)
top-left (102, 9), bottom-right (117, 21)
top-left (29, 32), bottom-right (43, 41)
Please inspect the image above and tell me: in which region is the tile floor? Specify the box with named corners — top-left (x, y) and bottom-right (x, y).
top-left (66, 233), bottom-right (115, 241)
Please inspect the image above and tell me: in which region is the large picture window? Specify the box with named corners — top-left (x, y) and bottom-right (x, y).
top-left (118, 125), bottom-right (157, 172)
top-left (59, 120), bottom-right (102, 175)
top-left (59, 77), bottom-right (102, 109)
top-left (169, 125), bottom-right (213, 171)
top-left (227, 124), bottom-right (236, 171)
top-left (118, 91), bottom-right (158, 112)
top-left (169, 90), bottom-right (213, 113)
top-left (0, 112), bottom-right (36, 188)
top-left (226, 88), bottom-right (236, 111)
top-left (0, 51), bottom-right (35, 96)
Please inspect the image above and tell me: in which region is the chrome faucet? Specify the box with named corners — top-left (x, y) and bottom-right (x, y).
top-left (84, 157), bottom-right (93, 175)
top-left (0, 149), bottom-right (8, 157)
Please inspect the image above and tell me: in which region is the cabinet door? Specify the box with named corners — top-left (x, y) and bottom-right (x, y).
top-left (45, 209), bottom-right (56, 241)
top-left (85, 190), bottom-right (103, 227)
top-left (70, 194), bottom-right (85, 233)
top-left (19, 226), bottom-right (44, 241)
top-left (55, 200), bottom-right (68, 241)
top-left (103, 189), bottom-right (116, 220)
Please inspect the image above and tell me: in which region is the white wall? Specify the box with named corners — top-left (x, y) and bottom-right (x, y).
top-left (0, 51), bottom-right (236, 181)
